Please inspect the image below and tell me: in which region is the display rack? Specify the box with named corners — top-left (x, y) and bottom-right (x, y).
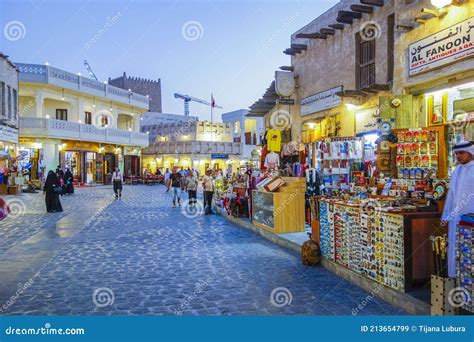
top-left (252, 177), bottom-right (306, 234)
top-left (318, 198), bottom-right (440, 292)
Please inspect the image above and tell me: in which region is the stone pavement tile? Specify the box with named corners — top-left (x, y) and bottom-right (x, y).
top-left (0, 185), bottom-right (406, 315)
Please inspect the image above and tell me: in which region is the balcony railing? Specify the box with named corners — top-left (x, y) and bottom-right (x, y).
top-left (19, 117), bottom-right (149, 147)
top-left (16, 63), bottom-right (149, 110)
top-left (143, 141), bottom-right (242, 155)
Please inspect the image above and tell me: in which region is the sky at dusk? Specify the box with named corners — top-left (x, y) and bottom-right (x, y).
top-left (1, 0), bottom-right (338, 121)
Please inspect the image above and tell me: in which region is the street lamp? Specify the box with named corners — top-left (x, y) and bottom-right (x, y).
top-left (431, 0), bottom-right (452, 8)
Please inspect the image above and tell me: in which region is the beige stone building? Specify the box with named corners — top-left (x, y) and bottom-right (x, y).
top-left (142, 120), bottom-right (242, 175)
top-left (249, 0), bottom-right (473, 147)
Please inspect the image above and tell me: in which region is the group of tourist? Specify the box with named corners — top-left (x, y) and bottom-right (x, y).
top-left (42, 164), bottom-right (219, 216)
top-left (164, 167), bottom-right (215, 214)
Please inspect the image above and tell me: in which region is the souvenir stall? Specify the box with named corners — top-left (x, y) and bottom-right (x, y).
top-left (307, 113), bottom-right (474, 314)
top-left (0, 143), bottom-right (22, 195)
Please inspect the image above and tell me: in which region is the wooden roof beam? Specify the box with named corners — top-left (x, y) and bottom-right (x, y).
top-left (350, 4), bottom-right (374, 13)
top-left (291, 43), bottom-right (307, 50)
top-left (336, 16), bottom-right (353, 25)
top-left (295, 32), bottom-right (327, 39)
top-left (328, 23), bottom-right (345, 30)
top-left (320, 28), bottom-right (336, 35)
top-left (280, 66), bottom-right (294, 71)
top-left (360, 0), bottom-right (384, 6)
top-left (338, 10), bottom-right (362, 19)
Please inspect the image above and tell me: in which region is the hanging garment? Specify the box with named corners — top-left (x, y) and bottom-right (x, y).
top-left (266, 129), bottom-right (282, 152)
top-left (264, 151), bottom-right (280, 170)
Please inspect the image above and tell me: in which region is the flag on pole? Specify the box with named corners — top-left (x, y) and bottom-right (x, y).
top-left (211, 93), bottom-right (215, 108)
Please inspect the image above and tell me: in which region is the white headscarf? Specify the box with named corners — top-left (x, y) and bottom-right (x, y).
top-left (453, 141), bottom-right (474, 156)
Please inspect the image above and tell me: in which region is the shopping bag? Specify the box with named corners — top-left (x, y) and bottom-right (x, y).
top-left (0, 197), bottom-right (11, 221)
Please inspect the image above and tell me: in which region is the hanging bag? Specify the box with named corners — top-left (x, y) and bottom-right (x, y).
top-left (0, 197), bottom-right (11, 221)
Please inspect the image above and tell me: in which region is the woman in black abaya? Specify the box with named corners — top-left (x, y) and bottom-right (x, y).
top-left (63, 168), bottom-right (74, 195)
top-left (44, 170), bottom-right (63, 213)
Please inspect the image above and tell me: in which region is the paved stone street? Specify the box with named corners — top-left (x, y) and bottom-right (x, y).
top-left (0, 185), bottom-right (404, 315)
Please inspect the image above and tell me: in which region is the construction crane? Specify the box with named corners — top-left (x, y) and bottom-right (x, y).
top-left (174, 93), bottom-right (223, 116)
top-left (83, 60), bottom-right (98, 81)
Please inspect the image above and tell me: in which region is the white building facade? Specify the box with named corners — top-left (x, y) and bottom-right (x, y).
top-left (17, 63), bottom-right (149, 184)
top-left (221, 109), bottom-right (263, 166)
top-left (140, 112), bottom-right (198, 144)
top-left (142, 120), bottom-right (242, 175)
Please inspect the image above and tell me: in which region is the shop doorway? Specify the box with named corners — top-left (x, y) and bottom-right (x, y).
top-left (104, 153), bottom-right (116, 184)
top-left (64, 151), bottom-right (82, 182)
top-left (124, 155), bottom-right (140, 176)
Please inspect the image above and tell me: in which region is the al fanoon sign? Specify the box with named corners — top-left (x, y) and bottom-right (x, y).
top-left (409, 17), bottom-right (474, 76)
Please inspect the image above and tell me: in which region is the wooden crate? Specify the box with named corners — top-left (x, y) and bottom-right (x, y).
top-left (0, 184), bottom-right (7, 195)
top-left (7, 185), bottom-right (21, 195)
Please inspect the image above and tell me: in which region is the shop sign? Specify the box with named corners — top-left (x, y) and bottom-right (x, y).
top-left (277, 98), bottom-right (295, 105)
top-left (211, 154), bottom-right (229, 160)
top-left (0, 125), bottom-right (18, 144)
top-left (62, 140), bottom-right (99, 152)
top-left (275, 71), bottom-right (295, 97)
top-left (355, 108), bottom-right (378, 134)
top-left (124, 147), bottom-right (140, 155)
top-left (409, 17), bottom-right (474, 76)
top-left (301, 86), bottom-right (343, 116)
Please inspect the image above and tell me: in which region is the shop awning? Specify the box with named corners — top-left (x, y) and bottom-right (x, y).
top-left (246, 81), bottom-right (278, 117)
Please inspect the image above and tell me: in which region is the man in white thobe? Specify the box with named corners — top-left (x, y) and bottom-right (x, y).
top-left (441, 141), bottom-right (474, 277)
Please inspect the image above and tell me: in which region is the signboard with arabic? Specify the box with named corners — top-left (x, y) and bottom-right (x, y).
top-left (300, 86), bottom-right (342, 116)
top-left (409, 17), bottom-right (474, 76)
top-left (355, 108), bottom-right (378, 134)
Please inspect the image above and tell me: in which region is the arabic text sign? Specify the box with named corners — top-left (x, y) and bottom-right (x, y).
top-left (355, 108), bottom-right (378, 134)
top-left (409, 17), bottom-right (474, 76)
top-left (300, 86), bottom-right (342, 116)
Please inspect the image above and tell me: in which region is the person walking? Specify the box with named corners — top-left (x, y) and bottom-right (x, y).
top-left (170, 167), bottom-right (182, 207)
top-left (202, 169), bottom-right (215, 215)
top-left (63, 167), bottom-right (74, 195)
top-left (112, 167), bottom-right (123, 199)
top-left (441, 141), bottom-right (474, 277)
top-left (164, 168), bottom-right (171, 192)
top-left (56, 165), bottom-right (65, 196)
top-left (186, 169), bottom-right (199, 207)
top-left (43, 170), bottom-right (63, 213)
